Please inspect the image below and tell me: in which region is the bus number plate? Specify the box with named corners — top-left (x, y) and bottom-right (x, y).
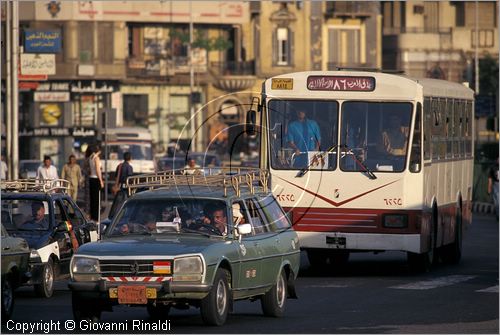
top-left (326, 236), bottom-right (346, 248)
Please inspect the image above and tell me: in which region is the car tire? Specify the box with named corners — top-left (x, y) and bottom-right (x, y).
top-left (1, 276), bottom-right (15, 320)
top-left (72, 292), bottom-right (101, 322)
top-left (34, 258), bottom-right (55, 298)
top-left (261, 269), bottom-right (287, 317)
top-left (146, 303), bottom-right (171, 319)
top-left (200, 268), bottom-right (230, 326)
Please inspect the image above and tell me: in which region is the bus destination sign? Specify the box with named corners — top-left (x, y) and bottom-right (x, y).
top-left (307, 76), bottom-right (375, 91)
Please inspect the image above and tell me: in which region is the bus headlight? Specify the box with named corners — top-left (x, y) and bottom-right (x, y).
top-left (71, 256), bottom-right (101, 281)
top-left (173, 256), bottom-right (203, 281)
top-left (383, 214), bottom-right (408, 228)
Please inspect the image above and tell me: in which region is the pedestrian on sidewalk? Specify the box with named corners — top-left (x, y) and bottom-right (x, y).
top-left (109, 152), bottom-right (133, 219)
top-left (36, 155), bottom-right (59, 181)
top-left (88, 145), bottom-right (104, 222)
top-left (61, 154), bottom-right (82, 201)
top-left (487, 157), bottom-right (499, 220)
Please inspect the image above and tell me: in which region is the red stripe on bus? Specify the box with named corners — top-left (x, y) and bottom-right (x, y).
top-left (275, 176), bottom-right (399, 207)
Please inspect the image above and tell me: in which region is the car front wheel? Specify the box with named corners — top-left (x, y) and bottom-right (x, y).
top-left (2, 277), bottom-right (14, 320)
top-left (261, 269), bottom-right (287, 317)
top-left (34, 258), bottom-right (54, 298)
top-left (200, 268), bottom-right (230, 326)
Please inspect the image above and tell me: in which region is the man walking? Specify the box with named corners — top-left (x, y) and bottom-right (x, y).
top-left (61, 154), bottom-right (82, 200)
top-left (36, 155), bottom-right (59, 180)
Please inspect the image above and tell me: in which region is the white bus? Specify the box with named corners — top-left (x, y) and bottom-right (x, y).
top-left (250, 70), bottom-right (474, 271)
top-left (103, 127), bottom-right (155, 180)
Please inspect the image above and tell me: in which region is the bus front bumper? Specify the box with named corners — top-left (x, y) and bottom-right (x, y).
top-left (297, 231), bottom-right (422, 253)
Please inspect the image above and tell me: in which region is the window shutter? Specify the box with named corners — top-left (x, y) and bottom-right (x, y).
top-left (272, 29), bottom-right (277, 65)
top-left (289, 29), bottom-right (294, 66)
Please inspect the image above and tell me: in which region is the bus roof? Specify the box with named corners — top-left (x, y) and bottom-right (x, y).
top-left (264, 71), bottom-right (474, 101)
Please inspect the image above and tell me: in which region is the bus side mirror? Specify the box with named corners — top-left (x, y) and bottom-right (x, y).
top-left (245, 109), bottom-right (257, 136)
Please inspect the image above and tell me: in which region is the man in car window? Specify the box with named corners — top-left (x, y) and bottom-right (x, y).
top-left (211, 208), bottom-right (227, 236)
top-left (23, 201), bottom-right (49, 230)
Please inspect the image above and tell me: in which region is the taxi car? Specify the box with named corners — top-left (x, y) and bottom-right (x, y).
top-left (69, 169), bottom-right (300, 326)
top-left (1, 179), bottom-right (98, 298)
top-left (1, 224), bottom-right (30, 319)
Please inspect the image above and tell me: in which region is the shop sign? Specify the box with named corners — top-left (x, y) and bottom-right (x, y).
top-left (25, 29), bottom-right (62, 53)
top-left (20, 127), bottom-right (96, 137)
top-left (34, 91), bottom-right (70, 102)
top-left (20, 54), bottom-right (56, 75)
top-left (36, 82), bottom-right (70, 91)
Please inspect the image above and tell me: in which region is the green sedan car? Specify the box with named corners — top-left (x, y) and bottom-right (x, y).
top-left (69, 169), bottom-right (300, 326)
top-left (1, 224), bottom-right (30, 319)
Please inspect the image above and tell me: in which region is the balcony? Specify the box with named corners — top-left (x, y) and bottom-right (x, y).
top-left (325, 1), bottom-right (375, 19)
top-left (126, 56), bottom-right (207, 79)
top-left (209, 60), bottom-right (256, 92)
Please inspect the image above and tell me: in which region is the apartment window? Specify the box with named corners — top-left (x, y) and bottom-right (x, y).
top-left (454, 2), bottom-right (465, 27)
top-left (328, 27), bottom-right (361, 67)
top-left (78, 22), bottom-right (94, 63)
top-left (273, 27), bottom-right (292, 66)
top-left (472, 29), bottom-right (495, 48)
top-left (123, 94), bottom-right (148, 128)
top-left (98, 22), bottom-right (114, 64)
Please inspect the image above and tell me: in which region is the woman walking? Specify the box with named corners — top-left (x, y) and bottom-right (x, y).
top-left (88, 145), bottom-right (104, 221)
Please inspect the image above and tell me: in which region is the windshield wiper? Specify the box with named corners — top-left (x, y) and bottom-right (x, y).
top-left (296, 144), bottom-right (337, 178)
top-left (341, 144), bottom-right (377, 180)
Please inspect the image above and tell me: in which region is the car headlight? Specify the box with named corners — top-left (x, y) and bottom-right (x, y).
top-left (70, 256), bottom-right (101, 282)
top-left (173, 256), bottom-right (203, 281)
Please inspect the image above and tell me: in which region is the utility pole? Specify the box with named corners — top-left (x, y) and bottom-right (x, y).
top-left (475, 0), bottom-right (480, 95)
top-left (6, 1), bottom-right (12, 179)
top-left (12, 0), bottom-right (19, 179)
top-left (189, 1), bottom-right (196, 152)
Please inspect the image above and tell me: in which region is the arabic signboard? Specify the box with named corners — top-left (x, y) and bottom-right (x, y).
top-left (34, 92), bottom-right (70, 102)
top-left (20, 127), bottom-right (96, 137)
top-left (20, 54), bottom-right (56, 75)
top-left (307, 76), bottom-right (376, 91)
top-left (25, 29), bottom-right (62, 53)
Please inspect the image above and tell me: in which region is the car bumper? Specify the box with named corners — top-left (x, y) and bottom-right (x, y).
top-left (68, 279), bottom-right (211, 300)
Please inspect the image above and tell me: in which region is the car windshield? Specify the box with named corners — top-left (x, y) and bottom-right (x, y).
top-left (1, 199), bottom-right (51, 231)
top-left (20, 162), bottom-right (40, 171)
top-left (190, 154), bottom-right (221, 167)
top-left (158, 158), bottom-right (185, 171)
top-left (109, 198), bottom-right (229, 237)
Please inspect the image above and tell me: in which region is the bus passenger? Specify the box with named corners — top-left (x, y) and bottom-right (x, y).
top-left (287, 109), bottom-right (321, 167)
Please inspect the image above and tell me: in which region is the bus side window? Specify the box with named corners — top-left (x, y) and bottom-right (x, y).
top-left (410, 103), bottom-right (422, 173)
top-left (423, 98), bottom-right (431, 160)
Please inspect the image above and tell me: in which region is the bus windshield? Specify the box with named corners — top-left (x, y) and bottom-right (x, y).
top-left (268, 100), bottom-right (339, 171)
top-left (268, 99), bottom-right (413, 173)
top-left (340, 102), bottom-right (412, 173)
top-left (106, 143), bottom-right (153, 160)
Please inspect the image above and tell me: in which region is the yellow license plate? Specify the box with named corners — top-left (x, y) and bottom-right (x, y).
top-left (109, 287), bottom-right (157, 302)
top-left (271, 78), bottom-right (293, 90)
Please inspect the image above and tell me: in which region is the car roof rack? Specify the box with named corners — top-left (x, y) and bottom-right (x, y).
top-left (0, 179), bottom-right (71, 193)
top-left (126, 168), bottom-right (269, 197)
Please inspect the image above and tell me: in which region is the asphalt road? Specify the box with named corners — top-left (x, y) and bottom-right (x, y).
top-left (3, 213), bottom-right (498, 334)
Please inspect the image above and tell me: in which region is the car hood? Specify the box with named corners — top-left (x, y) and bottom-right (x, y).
top-left (76, 234), bottom-right (226, 257)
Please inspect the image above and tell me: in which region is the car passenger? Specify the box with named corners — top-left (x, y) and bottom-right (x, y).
top-left (22, 201), bottom-right (49, 230)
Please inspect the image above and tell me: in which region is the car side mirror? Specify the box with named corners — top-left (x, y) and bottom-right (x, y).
top-left (237, 223), bottom-right (252, 235)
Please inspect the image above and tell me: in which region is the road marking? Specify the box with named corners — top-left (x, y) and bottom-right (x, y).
top-left (476, 285), bottom-right (498, 293)
top-left (305, 284), bottom-right (349, 288)
top-left (390, 275), bottom-right (476, 290)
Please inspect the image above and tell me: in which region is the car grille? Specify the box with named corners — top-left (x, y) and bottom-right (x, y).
top-left (99, 259), bottom-right (167, 277)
